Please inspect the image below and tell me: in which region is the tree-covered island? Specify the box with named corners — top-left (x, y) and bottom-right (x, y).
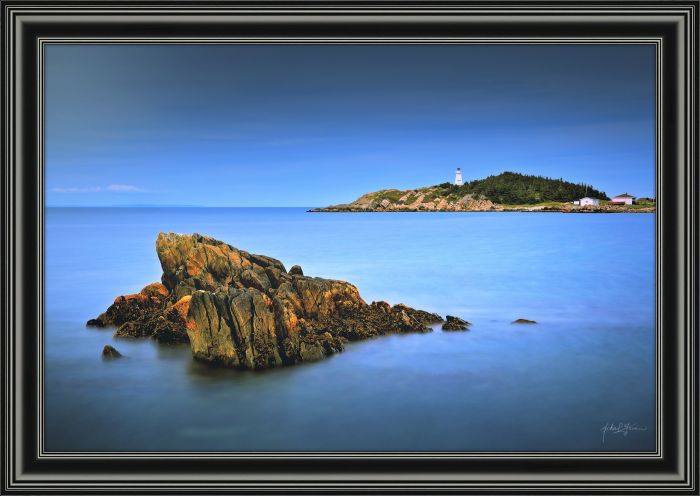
top-left (311, 172), bottom-right (655, 213)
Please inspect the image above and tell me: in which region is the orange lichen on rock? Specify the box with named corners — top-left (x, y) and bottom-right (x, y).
top-left (185, 258), bottom-right (203, 277)
top-left (173, 295), bottom-right (192, 321)
top-left (185, 319), bottom-right (197, 333)
top-left (141, 282), bottom-right (169, 299)
top-left (114, 293), bottom-right (148, 305)
top-left (204, 243), bottom-right (225, 258)
top-left (227, 250), bottom-right (244, 267)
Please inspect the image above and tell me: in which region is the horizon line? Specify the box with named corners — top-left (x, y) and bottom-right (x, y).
top-left (45, 205), bottom-right (318, 208)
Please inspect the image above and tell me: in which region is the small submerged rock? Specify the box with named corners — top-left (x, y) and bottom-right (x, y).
top-left (102, 345), bottom-right (122, 359)
top-left (442, 315), bottom-right (471, 331)
top-left (512, 318), bottom-right (537, 324)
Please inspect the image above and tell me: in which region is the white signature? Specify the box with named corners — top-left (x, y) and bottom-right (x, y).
top-left (600, 422), bottom-right (648, 444)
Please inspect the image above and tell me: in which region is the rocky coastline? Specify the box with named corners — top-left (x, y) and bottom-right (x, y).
top-left (311, 203), bottom-right (655, 213)
top-left (310, 196), bottom-right (655, 214)
top-left (87, 233), bottom-right (445, 370)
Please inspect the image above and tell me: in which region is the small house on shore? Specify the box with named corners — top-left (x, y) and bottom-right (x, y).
top-left (578, 197), bottom-right (600, 207)
top-left (610, 193), bottom-right (635, 205)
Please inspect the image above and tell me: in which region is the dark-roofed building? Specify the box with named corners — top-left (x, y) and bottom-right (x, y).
top-left (611, 193), bottom-right (635, 205)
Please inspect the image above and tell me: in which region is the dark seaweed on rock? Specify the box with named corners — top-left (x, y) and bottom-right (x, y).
top-left (87, 232), bottom-right (444, 370)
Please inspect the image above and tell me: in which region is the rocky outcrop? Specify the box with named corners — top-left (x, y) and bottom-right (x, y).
top-left (441, 315), bottom-right (471, 331)
top-left (310, 187), bottom-right (499, 213)
top-left (87, 233), bottom-right (444, 370)
top-left (87, 282), bottom-right (189, 344)
top-left (456, 195), bottom-right (495, 211)
top-left (288, 265), bottom-right (304, 276)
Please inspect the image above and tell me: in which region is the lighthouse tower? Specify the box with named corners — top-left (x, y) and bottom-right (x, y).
top-left (454, 168), bottom-right (463, 186)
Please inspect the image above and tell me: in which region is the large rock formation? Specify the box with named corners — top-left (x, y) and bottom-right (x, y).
top-left (87, 233), bottom-right (443, 370)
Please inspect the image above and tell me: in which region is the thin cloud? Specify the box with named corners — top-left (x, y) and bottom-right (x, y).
top-left (106, 184), bottom-right (143, 192)
top-left (50, 184), bottom-right (144, 193)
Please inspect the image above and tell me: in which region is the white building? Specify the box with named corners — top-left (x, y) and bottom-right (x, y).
top-left (610, 193), bottom-right (635, 205)
top-left (454, 168), bottom-right (463, 186)
top-left (579, 197), bottom-right (600, 206)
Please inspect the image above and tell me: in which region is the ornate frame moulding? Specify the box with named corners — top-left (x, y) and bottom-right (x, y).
top-left (1, 2), bottom-right (697, 494)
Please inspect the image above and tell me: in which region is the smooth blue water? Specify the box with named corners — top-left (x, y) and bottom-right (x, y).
top-left (45, 208), bottom-right (656, 452)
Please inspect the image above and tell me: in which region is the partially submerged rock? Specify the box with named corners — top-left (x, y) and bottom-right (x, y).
top-left (87, 282), bottom-right (189, 344)
top-left (102, 345), bottom-right (122, 359)
top-left (442, 315), bottom-right (471, 331)
top-left (88, 233), bottom-right (443, 370)
top-left (512, 318), bottom-right (537, 324)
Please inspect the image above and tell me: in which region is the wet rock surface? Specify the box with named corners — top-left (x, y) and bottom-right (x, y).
top-left (88, 232), bottom-right (444, 370)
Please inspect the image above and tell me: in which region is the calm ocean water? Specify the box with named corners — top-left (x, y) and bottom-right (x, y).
top-left (44, 207), bottom-right (656, 452)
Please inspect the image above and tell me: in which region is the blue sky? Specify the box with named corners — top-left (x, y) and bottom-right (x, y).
top-left (45, 44), bottom-right (655, 207)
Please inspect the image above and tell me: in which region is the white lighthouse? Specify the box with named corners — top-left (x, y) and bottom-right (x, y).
top-left (454, 168), bottom-right (463, 186)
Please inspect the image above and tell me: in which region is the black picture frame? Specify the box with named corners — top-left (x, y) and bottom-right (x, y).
top-left (1, 2), bottom-right (697, 494)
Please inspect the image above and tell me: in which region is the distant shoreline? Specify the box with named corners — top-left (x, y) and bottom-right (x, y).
top-left (308, 207), bottom-right (656, 214)
top-left (312, 171), bottom-right (655, 214)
